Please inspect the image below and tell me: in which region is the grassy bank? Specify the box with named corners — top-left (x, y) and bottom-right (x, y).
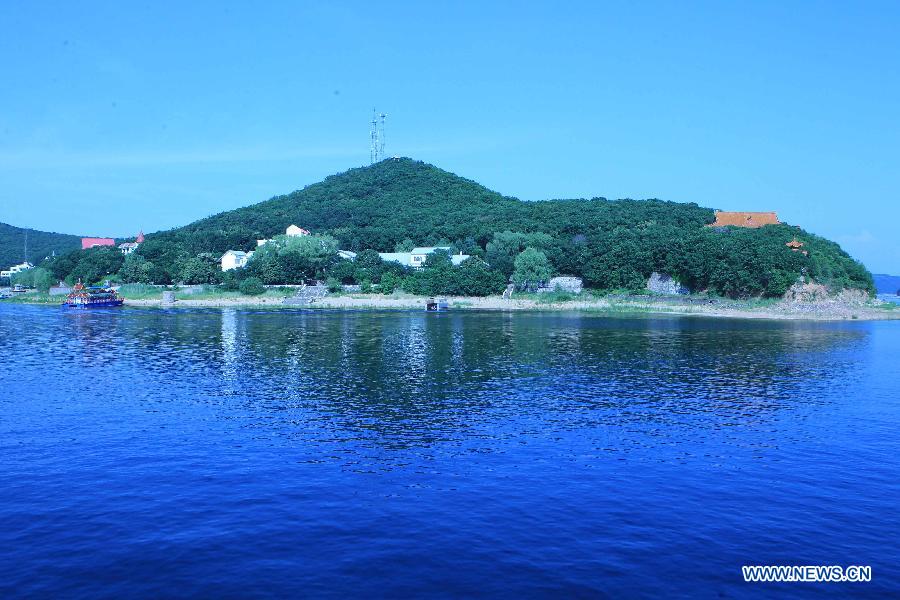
top-left (0, 292), bottom-right (62, 305)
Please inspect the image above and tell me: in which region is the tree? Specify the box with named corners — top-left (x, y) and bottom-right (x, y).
top-left (69, 247), bottom-right (125, 285)
top-left (132, 238), bottom-right (189, 284)
top-left (352, 249), bottom-right (386, 283)
top-left (512, 247), bottom-right (552, 291)
top-left (120, 254), bottom-right (156, 284)
top-left (179, 254), bottom-right (220, 284)
top-left (45, 250), bottom-right (79, 281)
top-left (10, 268), bottom-right (35, 288)
top-left (380, 272), bottom-right (401, 294)
top-left (328, 259), bottom-right (357, 284)
top-left (448, 257), bottom-right (506, 296)
top-left (32, 267), bottom-right (54, 292)
top-left (247, 234), bottom-right (339, 284)
top-left (219, 269), bottom-right (245, 291)
top-left (394, 238), bottom-right (415, 252)
top-left (486, 231), bottom-right (555, 278)
top-left (239, 277), bottom-right (265, 295)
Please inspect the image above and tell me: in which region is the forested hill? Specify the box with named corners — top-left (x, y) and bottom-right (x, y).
top-left (137, 157), bottom-right (872, 296)
top-left (153, 157), bottom-right (714, 255)
top-left (0, 222), bottom-right (82, 269)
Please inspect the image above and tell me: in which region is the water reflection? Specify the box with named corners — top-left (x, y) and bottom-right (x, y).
top-left (0, 306), bottom-right (869, 453)
top-left (221, 308), bottom-right (238, 381)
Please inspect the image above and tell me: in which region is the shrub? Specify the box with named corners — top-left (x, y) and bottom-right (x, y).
top-left (380, 272), bottom-right (401, 294)
top-left (219, 270), bottom-right (241, 291)
top-left (537, 290), bottom-right (575, 304)
top-left (239, 277), bottom-right (265, 295)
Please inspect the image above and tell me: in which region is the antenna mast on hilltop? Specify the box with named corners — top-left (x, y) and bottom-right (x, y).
top-left (369, 109), bottom-right (386, 164)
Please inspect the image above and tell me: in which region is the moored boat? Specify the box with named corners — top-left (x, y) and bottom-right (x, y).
top-left (63, 283), bottom-right (124, 308)
top-left (425, 297), bottom-right (449, 311)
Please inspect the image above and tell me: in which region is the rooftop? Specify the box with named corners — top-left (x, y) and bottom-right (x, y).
top-left (411, 246), bottom-right (452, 254)
top-left (708, 211), bottom-right (780, 228)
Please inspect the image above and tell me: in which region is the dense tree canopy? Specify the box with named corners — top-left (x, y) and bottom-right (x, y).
top-left (245, 234), bottom-right (340, 284)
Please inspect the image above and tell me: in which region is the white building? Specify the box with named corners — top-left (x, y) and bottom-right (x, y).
top-left (1, 261), bottom-right (34, 279)
top-left (286, 225), bottom-right (311, 237)
top-left (257, 225), bottom-right (311, 248)
top-left (378, 247), bottom-right (469, 269)
top-left (118, 231), bottom-right (144, 255)
top-left (220, 250), bottom-right (254, 271)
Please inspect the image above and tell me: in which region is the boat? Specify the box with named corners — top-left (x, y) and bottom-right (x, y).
top-left (62, 282), bottom-right (124, 308)
top-left (425, 297), bottom-right (449, 311)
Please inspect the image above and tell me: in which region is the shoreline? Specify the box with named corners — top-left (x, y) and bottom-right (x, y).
top-left (116, 293), bottom-right (900, 321)
top-left (5, 292), bottom-right (898, 321)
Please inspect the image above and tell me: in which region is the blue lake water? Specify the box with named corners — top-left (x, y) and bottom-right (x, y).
top-left (1, 304), bottom-right (898, 598)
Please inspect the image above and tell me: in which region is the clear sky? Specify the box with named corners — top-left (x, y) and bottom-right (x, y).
top-left (1, 1), bottom-right (898, 273)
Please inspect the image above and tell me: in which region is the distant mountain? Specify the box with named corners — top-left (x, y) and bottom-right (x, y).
top-left (873, 274), bottom-right (900, 295)
top-left (0, 222), bottom-right (82, 269)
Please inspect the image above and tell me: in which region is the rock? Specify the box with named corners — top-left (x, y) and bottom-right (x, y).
top-left (647, 272), bottom-right (689, 295)
top-left (781, 281), bottom-right (873, 317)
top-left (537, 276), bottom-right (583, 294)
top-left (782, 281), bottom-right (829, 303)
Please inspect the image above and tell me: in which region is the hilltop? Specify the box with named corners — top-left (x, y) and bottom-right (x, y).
top-left (0, 222), bottom-right (82, 270)
top-left (14, 158), bottom-right (875, 298)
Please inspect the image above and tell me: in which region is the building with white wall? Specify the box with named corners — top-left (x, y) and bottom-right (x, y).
top-left (378, 247), bottom-right (469, 269)
top-left (1, 261), bottom-right (34, 279)
top-left (286, 225), bottom-right (311, 237)
top-left (220, 250), bottom-right (254, 271)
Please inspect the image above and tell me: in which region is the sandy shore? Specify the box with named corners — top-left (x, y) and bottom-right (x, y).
top-left (122, 294), bottom-right (900, 321)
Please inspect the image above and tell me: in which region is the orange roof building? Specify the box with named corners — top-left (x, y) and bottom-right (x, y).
top-left (708, 211), bottom-right (780, 228)
top-left (81, 237), bottom-right (116, 249)
top-left (786, 239), bottom-right (808, 255)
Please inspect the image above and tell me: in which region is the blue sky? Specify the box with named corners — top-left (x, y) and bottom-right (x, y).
top-left (1, 1), bottom-right (898, 273)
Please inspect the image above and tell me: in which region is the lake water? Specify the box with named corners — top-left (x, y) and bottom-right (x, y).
top-left (1, 304), bottom-right (898, 598)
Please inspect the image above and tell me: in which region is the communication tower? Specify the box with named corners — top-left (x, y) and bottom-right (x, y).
top-left (369, 109), bottom-right (387, 164)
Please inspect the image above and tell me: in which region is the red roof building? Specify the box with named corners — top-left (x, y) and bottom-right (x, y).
top-left (81, 238), bottom-right (116, 250)
top-left (707, 211), bottom-right (780, 228)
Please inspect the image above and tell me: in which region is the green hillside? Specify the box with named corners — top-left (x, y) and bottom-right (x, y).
top-left (35, 157), bottom-right (874, 297)
top-left (0, 222), bottom-right (82, 270)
